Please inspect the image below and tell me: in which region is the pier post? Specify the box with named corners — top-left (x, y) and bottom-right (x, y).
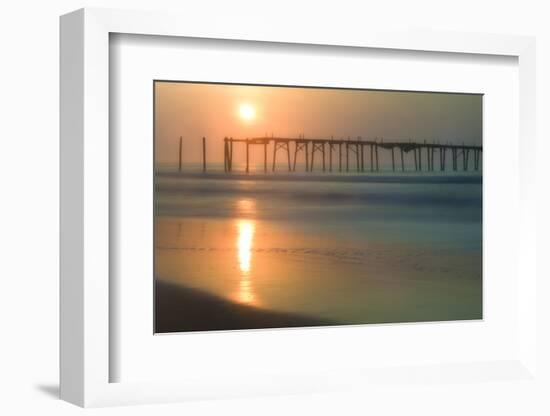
top-left (414, 147), bottom-right (418, 171)
top-left (369, 144), bottom-right (373, 172)
top-left (440, 147), bottom-right (445, 171)
top-left (245, 139), bottom-right (250, 173)
top-left (229, 138), bottom-right (233, 171)
top-left (310, 144), bottom-right (315, 171)
top-left (425, 147), bottom-right (429, 171)
top-left (305, 142), bottom-right (309, 172)
top-left (178, 136), bottom-right (183, 172)
top-left (391, 147), bottom-right (395, 172)
top-left (452, 148), bottom-right (457, 171)
top-left (264, 141), bottom-right (267, 172)
top-left (271, 141), bottom-right (291, 172)
top-left (292, 140), bottom-right (306, 172)
top-left (427, 147), bottom-right (430, 171)
top-left (202, 137), bottom-right (206, 172)
top-left (338, 142), bottom-right (342, 172)
top-left (355, 144), bottom-right (360, 172)
top-left (427, 147), bottom-right (431, 171)
top-left (223, 137), bottom-right (227, 172)
top-left (272, 141), bottom-right (277, 171)
top-left (322, 142), bottom-right (326, 172)
top-left (346, 142), bottom-right (349, 172)
top-left (287, 142), bottom-right (291, 172)
top-left (360, 144), bottom-right (364, 172)
top-left (292, 142), bottom-right (298, 171)
top-left (329, 138), bottom-right (333, 172)
top-left (464, 149), bottom-right (470, 171)
top-left (375, 143), bottom-right (379, 171)
top-left (400, 147), bottom-right (404, 172)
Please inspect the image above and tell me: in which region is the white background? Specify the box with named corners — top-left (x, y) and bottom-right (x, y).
top-left (112, 35), bottom-right (519, 383)
top-left (1, 0), bottom-right (549, 415)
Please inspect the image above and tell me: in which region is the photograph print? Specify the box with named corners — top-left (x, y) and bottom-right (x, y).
top-left (154, 81), bottom-right (482, 333)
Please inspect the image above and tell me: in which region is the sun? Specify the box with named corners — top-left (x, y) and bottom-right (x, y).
top-left (238, 103), bottom-right (256, 122)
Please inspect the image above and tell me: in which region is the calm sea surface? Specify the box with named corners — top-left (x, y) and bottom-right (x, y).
top-left (155, 164), bottom-right (482, 325)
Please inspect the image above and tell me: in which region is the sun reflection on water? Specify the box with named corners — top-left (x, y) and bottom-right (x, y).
top-left (234, 197), bottom-right (257, 305)
top-left (236, 219), bottom-right (256, 305)
top-left (237, 220), bottom-right (254, 274)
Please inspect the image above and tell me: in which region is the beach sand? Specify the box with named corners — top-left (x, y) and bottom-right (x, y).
top-left (155, 280), bottom-right (336, 332)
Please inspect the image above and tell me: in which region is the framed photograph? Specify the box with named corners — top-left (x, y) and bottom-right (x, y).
top-left (153, 81), bottom-right (484, 334)
top-left (60, 8), bottom-right (538, 407)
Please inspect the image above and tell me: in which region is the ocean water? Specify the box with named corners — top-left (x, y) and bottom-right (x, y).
top-left (155, 164), bottom-right (482, 328)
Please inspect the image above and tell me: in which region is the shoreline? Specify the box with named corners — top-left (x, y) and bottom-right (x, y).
top-left (156, 170), bottom-right (483, 185)
top-left (155, 279), bottom-right (338, 333)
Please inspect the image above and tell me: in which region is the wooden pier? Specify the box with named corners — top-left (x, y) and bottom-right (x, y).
top-left (222, 136), bottom-right (482, 173)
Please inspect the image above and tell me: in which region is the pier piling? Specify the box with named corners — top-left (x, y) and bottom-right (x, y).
top-left (338, 142), bottom-right (342, 172)
top-left (322, 142), bottom-right (325, 172)
top-left (223, 137), bottom-right (227, 172)
top-left (452, 148), bottom-right (457, 171)
top-left (375, 143), bottom-right (379, 171)
top-left (329, 137), bottom-right (334, 172)
top-left (272, 140), bottom-right (291, 172)
top-left (264, 141), bottom-right (267, 172)
top-left (246, 139), bottom-right (249, 173)
top-left (369, 144), bottom-right (373, 172)
top-left (202, 137), bottom-right (206, 172)
top-left (360, 143), bottom-right (365, 172)
top-left (355, 143), bottom-right (361, 172)
top-left (229, 138), bottom-right (233, 171)
top-left (178, 136), bottom-right (183, 172)
top-left (346, 140), bottom-right (349, 172)
top-left (209, 136), bottom-right (481, 175)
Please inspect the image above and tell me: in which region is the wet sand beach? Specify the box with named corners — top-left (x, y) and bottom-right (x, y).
top-left (155, 280), bottom-right (337, 332)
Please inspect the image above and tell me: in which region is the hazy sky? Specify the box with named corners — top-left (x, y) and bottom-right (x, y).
top-left (154, 81), bottom-right (482, 165)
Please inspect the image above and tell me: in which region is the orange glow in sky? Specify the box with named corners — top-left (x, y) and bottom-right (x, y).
top-left (154, 81), bottom-right (482, 165)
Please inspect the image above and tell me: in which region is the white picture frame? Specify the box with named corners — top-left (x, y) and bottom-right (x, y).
top-left (60, 7), bottom-right (538, 407)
